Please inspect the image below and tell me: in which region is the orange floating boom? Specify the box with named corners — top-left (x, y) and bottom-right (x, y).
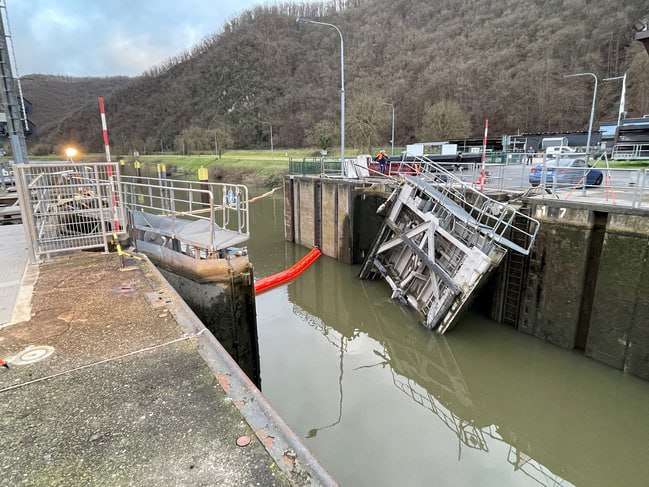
top-left (254, 247), bottom-right (322, 295)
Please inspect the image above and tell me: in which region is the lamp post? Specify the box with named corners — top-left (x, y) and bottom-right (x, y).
top-left (297, 17), bottom-right (345, 165)
top-left (383, 102), bottom-right (395, 156)
top-left (603, 73), bottom-right (627, 126)
top-left (260, 120), bottom-right (274, 158)
top-left (563, 72), bottom-right (598, 159)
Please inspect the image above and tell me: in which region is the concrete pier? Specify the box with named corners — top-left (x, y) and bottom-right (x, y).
top-left (0, 229), bottom-right (335, 486)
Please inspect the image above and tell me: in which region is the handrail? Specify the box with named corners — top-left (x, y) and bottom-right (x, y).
top-left (407, 155), bottom-right (540, 255)
top-left (120, 176), bottom-right (250, 243)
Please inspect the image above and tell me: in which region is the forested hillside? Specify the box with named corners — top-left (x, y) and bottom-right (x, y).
top-left (24, 0), bottom-right (649, 155)
top-left (21, 75), bottom-right (131, 137)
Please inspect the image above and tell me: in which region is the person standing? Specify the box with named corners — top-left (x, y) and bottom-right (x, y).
top-left (526, 146), bottom-right (534, 165)
top-left (374, 149), bottom-right (388, 174)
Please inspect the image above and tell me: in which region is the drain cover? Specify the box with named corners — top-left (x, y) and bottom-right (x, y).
top-left (11, 345), bottom-right (55, 365)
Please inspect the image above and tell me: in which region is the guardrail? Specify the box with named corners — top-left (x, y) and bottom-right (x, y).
top-left (438, 153), bottom-right (649, 209)
top-left (409, 156), bottom-right (540, 255)
top-left (289, 153), bottom-right (649, 210)
top-left (120, 176), bottom-right (249, 251)
top-left (288, 158), bottom-right (346, 177)
top-left (13, 162), bottom-right (124, 262)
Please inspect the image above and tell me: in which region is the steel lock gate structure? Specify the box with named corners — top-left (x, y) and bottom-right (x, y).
top-left (14, 162), bottom-right (124, 262)
top-left (359, 157), bottom-right (540, 334)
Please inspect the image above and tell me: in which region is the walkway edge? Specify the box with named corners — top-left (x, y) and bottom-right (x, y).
top-left (142, 256), bottom-right (338, 486)
top-left (2, 263), bottom-right (38, 329)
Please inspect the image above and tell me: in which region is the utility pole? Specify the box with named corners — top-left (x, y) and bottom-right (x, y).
top-left (0, 2), bottom-right (28, 164)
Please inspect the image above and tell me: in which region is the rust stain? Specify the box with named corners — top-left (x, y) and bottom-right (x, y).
top-left (255, 428), bottom-right (276, 448)
top-left (234, 399), bottom-right (246, 408)
top-left (255, 428), bottom-right (275, 448)
top-left (215, 373), bottom-right (231, 392)
top-left (281, 455), bottom-right (296, 467)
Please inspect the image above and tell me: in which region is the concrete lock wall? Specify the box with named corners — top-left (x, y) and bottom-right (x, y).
top-left (159, 266), bottom-right (261, 387)
top-left (587, 214), bottom-right (649, 379)
top-left (520, 202), bottom-right (649, 380)
top-left (284, 176), bottom-right (362, 264)
top-left (520, 206), bottom-right (594, 348)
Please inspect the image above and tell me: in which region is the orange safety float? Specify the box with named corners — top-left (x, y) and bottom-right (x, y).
top-left (254, 247), bottom-right (322, 295)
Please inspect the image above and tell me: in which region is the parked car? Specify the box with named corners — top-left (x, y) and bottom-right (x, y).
top-left (529, 158), bottom-right (603, 187)
top-left (545, 146), bottom-right (577, 159)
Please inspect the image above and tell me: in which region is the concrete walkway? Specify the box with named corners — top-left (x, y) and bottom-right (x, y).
top-left (0, 224), bottom-right (28, 326)
top-left (0, 246), bottom-right (335, 486)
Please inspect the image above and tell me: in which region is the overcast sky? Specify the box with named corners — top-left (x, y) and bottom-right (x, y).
top-left (8, 0), bottom-right (305, 77)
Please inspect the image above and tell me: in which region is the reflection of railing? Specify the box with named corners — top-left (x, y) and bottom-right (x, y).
top-left (393, 372), bottom-right (489, 453)
top-left (121, 176), bottom-right (249, 252)
top-left (14, 162), bottom-right (124, 262)
top-left (390, 366), bottom-right (574, 487)
top-left (508, 447), bottom-right (573, 487)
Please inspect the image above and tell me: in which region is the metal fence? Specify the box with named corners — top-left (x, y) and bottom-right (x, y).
top-left (13, 162), bottom-right (124, 262)
top-left (289, 153), bottom-right (649, 209)
top-left (445, 153), bottom-right (649, 209)
top-left (120, 175), bottom-right (249, 252)
top-left (288, 157), bottom-right (346, 177)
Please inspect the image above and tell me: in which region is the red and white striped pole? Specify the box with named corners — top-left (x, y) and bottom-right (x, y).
top-left (99, 96), bottom-right (112, 163)
top-left (98, 96), bottom-right (119, 231)
top-left (480, 118), bottom-right (489, 191)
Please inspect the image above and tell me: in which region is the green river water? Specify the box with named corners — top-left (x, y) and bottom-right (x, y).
top-left (246, 189), bottom-right (649, 487)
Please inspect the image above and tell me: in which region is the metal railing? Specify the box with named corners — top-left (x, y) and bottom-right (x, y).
top-left (407, 156), bottom-right (540, 255)
top-left (13, 162), bottom-right (124, 262)
top-left (288, 157), bottom-right (346, 177)
top-left (120, 176), bottom-right (249, 251)
top-left (613, 143), bottom-right (649, 160)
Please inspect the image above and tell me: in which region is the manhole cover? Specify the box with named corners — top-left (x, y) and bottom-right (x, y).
top-left (11, 345), bottom-right (55, 365)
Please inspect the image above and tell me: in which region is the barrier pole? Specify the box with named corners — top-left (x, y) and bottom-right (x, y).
top-left (98, 96), bottom-right (120, 231)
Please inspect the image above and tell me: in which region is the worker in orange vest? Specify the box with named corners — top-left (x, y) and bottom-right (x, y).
top-left (374, 149), bottom-right (388, 174)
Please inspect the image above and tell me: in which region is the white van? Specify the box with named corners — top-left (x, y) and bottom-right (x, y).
top-left (545, 146), bottom-right (576, 158)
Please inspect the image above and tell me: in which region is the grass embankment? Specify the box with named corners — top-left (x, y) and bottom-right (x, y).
top-left (27, 149), bottom-right (649, 187)
top-left (137, 151), bottom-right (297, 187)
top-left (32, 149), bottom-right (321, 187)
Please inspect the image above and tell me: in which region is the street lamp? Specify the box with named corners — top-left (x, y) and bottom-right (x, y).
top-left (297, 17), bottom-right (345, 166)
top-left (383, 102), bottom-right (395, 156)
top-left (260, 120), bottom-right (274, 158)
top-left (603, 73), bottom-right (627, 126)
top-left (563, 72), bottom-right (598, 159)
top-left (65, 147), bottom-right (78, 162)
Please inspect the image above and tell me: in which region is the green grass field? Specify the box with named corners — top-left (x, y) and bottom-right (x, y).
top-left (27, 148), bottom-right (649, 187)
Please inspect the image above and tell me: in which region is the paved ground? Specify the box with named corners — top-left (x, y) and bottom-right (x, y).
top-left (0, 224), bottom-right (28, 326)
top-left (0, 245), bottom-right (333, 486)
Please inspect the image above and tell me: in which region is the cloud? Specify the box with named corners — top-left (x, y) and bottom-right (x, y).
top-left (6, 0), bottom-right (296, 77)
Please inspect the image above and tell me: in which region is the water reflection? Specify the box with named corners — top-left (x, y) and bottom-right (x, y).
top-left (249, 190), bottom-right (649, 487)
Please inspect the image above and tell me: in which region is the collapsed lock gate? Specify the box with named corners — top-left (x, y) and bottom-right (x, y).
top-left (359, 157), bottom-right (540, 334)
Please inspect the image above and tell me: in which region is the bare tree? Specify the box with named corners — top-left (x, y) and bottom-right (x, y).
top-left (418, 101), bottom-right (471, 141)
